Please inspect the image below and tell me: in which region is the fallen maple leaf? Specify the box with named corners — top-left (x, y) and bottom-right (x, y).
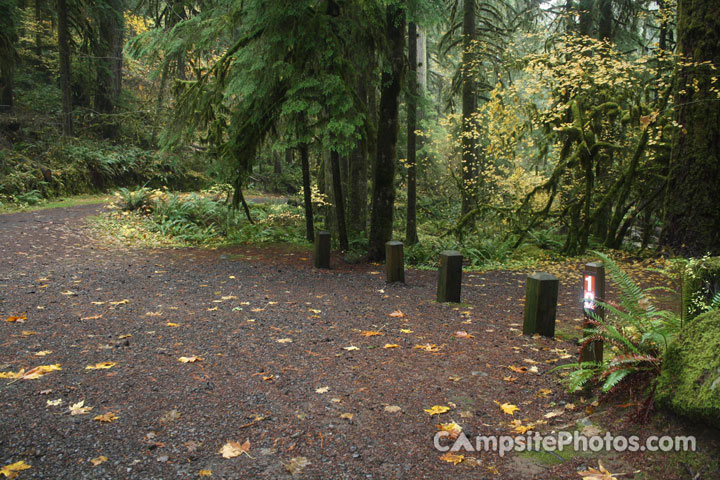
top-left (85, 362), bottom-right (115, 370)
top-left (440, 452), bottom-right (464, 465)
top-left (399, 329), bottom-right (413, 333)
top-left (4, 314), bottom-right (26, 323)
top-left (90, 456), bottom-right (108, 467)
top-left (93, 412), bottom-right (118, 423)
top-left (424, 405), bottom-right (451, 416)
top-left (166, 322), bottom-right (180, 327)
top-left (315, 386), bottom-right (329, 394)
top-left (360, 330), bottom-right (383, 336)
top-left (384, 405), bottom-right (402, 413)
top-left (388, 310), bottom-right (405, 318)
top-left (15, 364), bottom-right (62, 380)
top-left (69, 400), bottom-right (93, 415)
top-left (285, 456), bottom-right (311, 475)
top-left (46, 399), bottom-right (62, 406)
top-left (276, 338), bottom-right (293, 344)
top-left (496, 402), bottom-right (519, 416)
top-left (339, 413), bottom-right (354, 420)
top-left (436, 421), bottom-right (463, 439)
top-left (508, 365), bottom-right (528, 373)
top-left (578, 461), bottom-right (623, 480)
top-left (178, 356), bottom-right (203, 363)
top-left (343, 346), bottom-right (359, 351)
top-left (383, 344), bottom-right (400, 349)
top-left (1, 460), bottom-right (31, 478)
top-left (34, 350), bottom-right (52, 357)
top-left (218, 440), bottom-right (251, 458)
top-left (198, 469), bottom-right (212, 477)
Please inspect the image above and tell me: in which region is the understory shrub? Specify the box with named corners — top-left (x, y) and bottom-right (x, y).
top-left (554, 252), bottom-right (681, 396)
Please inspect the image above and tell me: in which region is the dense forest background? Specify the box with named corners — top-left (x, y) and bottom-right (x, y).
top-left (1, 0), bottom-right (718, 263)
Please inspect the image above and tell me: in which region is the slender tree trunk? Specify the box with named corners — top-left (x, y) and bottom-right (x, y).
top-left (331, 150), bottom-right (349, 251)
top-left (300, 143), bottom-right (315, 242)
top-left (405, 19), bottom-right (419, 245)
top-left (460, 0), bottom-right (477, 219)
top-left (369, 5), bottom-right (405, 261)
top-left (35, 0), bottom-right (42, 59)
top-left (661, 0), bottom-right (720, 256)
top-left (57, 0), bottom-right (73, 135)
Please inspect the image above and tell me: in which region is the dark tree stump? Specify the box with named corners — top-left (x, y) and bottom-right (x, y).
top-left (523, 273), bottom-right (559, 337)
top-left (314, 231), bottom-right (331, 269)
top-left (437, 250), bottom-right (463, 303)
top-left (385, 241), bottom-right (404, 283)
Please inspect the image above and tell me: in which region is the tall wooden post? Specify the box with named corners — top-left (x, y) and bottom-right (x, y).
top-left (314, 231), bottom-right (331, 269)
top-left (385, 241), bottom-right (405, 283)
top-left (523, 273), bottom-right (559, 337)
top-left (437, 250), bottom-right (463, 303)
top-left (581, 262), bottom-right (605, 362)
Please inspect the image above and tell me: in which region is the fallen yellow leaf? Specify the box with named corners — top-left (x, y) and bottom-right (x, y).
top-left (93, 412), bottom-right (118, 423)
top-left (388, 310), bottom-right (405, 318)
top-left (85, 362), bottom-right (115, 370)
top-left (424, 405), bottom-right (451, 416)
top-left (383, 344), bottom-right (400, 349)
top-left (198, 469), bottom-right (213, 477)
top-left (90, 456), bottom-right (108, 466)
top-left (496, 402), bottom-right (519, 416)
top-left (4, 314), bottom-right (26, 323)
top-left (1, 460), bottom-right (31, 478)
top-left (439, 452), bottom-right (464, 465)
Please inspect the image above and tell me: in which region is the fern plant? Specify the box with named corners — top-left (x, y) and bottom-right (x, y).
top-left (554, 251), bottom-right (681, 394)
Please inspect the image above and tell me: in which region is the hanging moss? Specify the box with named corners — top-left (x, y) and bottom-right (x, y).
top-left (656, 309), bottom-right (720, 429)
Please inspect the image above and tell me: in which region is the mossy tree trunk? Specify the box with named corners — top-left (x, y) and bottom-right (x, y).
top-left (661, 0), bottom-right (720, 256)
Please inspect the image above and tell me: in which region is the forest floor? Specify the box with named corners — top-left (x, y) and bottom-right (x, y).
top-left (1, 202), bottom-right (718, 479)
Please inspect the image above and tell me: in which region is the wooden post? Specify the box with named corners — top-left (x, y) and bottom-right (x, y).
top-left (523, 273), bottom-right (559, 337)
top-left (314, 231), bottom-right (331, 269)
top-left (581, 262), bottom-right (605, 362)
top-left (437, 250), bottom-right (463, 303)
top-left (385, 241), bottom-right (405, 283)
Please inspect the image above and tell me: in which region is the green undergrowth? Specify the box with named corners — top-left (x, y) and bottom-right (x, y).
top-left (91, 187), bottom-right (307, 248)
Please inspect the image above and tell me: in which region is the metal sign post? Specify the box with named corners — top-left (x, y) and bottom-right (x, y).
top-left (581, 262), bottom-right (605, 362)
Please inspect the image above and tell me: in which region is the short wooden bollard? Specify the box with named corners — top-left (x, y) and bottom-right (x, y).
top-left (385, 241), bottom-right (405, 283)
top-left (314, 231), bottom-right (331, 269)
top-left (581, 262), bottom-right (605, 362)
top-left (437, 250), bottom-right (463, 303)
top-left (523, 273), bottom-right (559, 337)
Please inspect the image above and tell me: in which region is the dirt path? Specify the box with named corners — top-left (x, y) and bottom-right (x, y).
top-left (0, 205), bottom-right (715, 479)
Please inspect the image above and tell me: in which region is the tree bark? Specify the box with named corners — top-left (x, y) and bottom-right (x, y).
top-left (661, 0), bottom-right (720, 256)
top-left (94, 0), bottom-right (124, 139)
top-left (405, 19), bottom-right (419, 245)
top-left (369, 5), bottom-right (405, 260)
top-left (331, 150), bottom-right (349, 251)
top-left (460, 0), bottom-right (477, 219)
top-left (300, 143), bottom-right (315, 242)
top-left (58, 0), bottom-right (73, 135)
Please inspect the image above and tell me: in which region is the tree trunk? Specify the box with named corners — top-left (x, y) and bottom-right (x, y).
top-left (300, 143), bottom-right (315, 242)
top-left (405, 19), bottom-right (419, 245)
top-left (331, 150), bottom-right (349, 251)
top-left (368, 5), bottom-right (405, 261)
top-left (661, 0), bottom-right (720, 256)
top-left (58, 0), bottom-right (73, 135)
top-left (460, 0), bottom-right (477, 219)
top-left (94, 0), bottom-right (124, 139)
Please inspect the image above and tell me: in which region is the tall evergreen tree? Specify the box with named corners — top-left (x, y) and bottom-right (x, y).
top-left (661, 0), bottom-right (720, 255)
